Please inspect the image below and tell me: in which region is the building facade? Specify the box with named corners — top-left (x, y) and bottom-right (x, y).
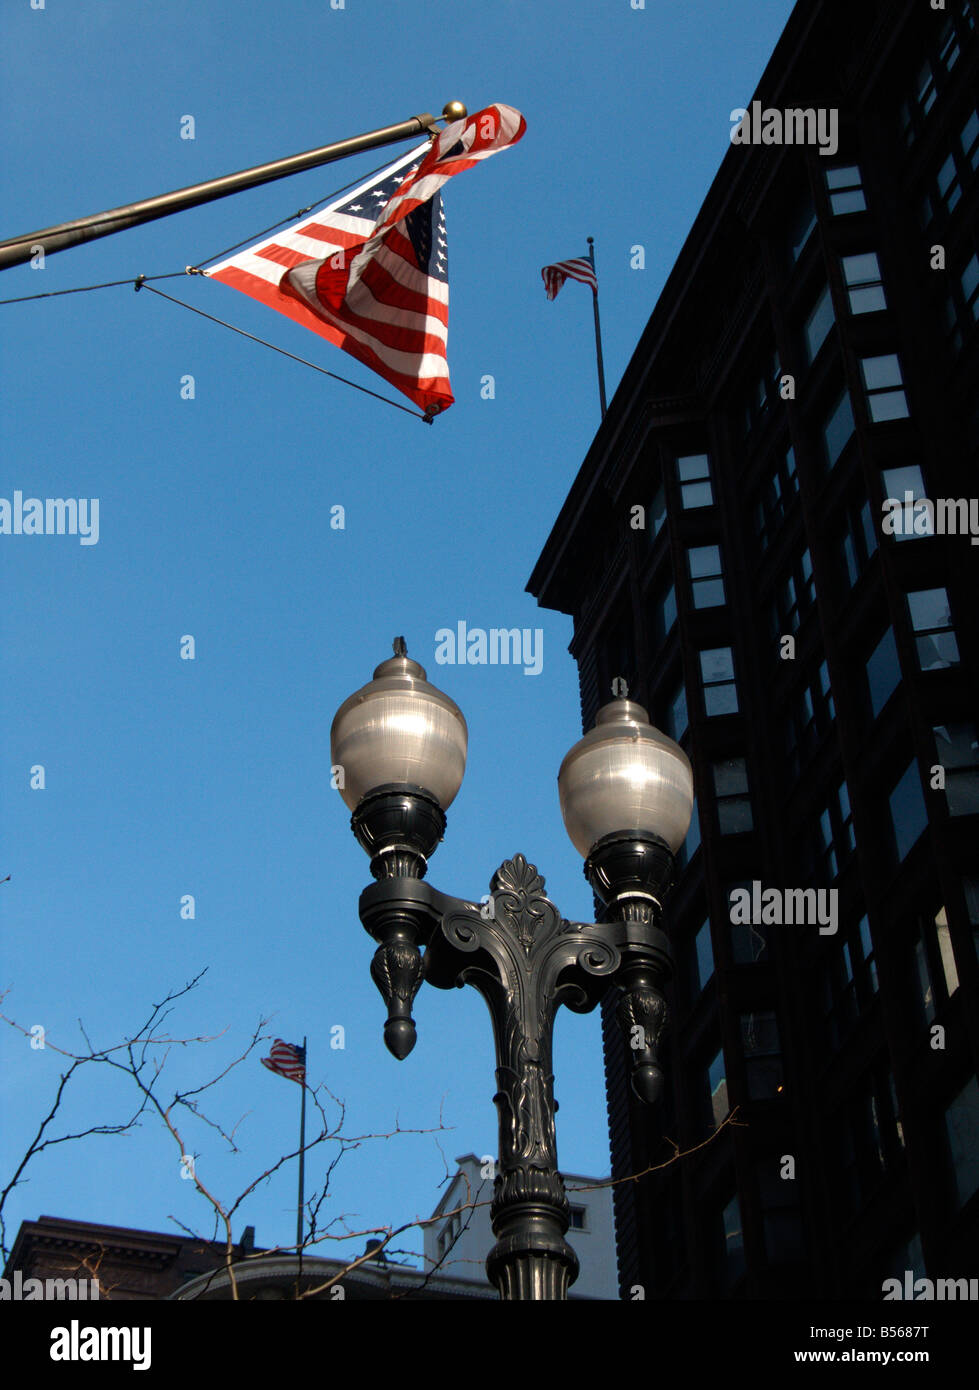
top-left (529, 0), bottom-right (979, 1298)
top-left (423, 1153), bottom-right (617, 1298)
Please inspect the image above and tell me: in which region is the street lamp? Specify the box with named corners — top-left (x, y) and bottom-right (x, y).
top-left (331, 639), bottom-right (694, 1300)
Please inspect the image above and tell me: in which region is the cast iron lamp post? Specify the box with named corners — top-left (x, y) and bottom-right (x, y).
top-left (331, 639), bottom-right (694, 1300)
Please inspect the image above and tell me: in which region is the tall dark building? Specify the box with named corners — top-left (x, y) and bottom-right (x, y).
top-left (529, 0), bottom-right (979, 1298)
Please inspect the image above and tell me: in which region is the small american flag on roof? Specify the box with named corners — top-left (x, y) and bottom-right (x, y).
top-left (261, 1039), bottom-right (306, 1084)
top-left (541, 256), bottom-right (597, 300)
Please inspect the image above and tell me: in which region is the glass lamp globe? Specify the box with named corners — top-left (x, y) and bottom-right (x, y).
top-left (558, 696), bottom-right (693, 858)
top-left (330, 642), bottom-right (468, 812)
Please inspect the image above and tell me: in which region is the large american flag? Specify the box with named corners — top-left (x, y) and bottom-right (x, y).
top-left (541, 256), bottom-right (597, 301)
top-left (206, 103), bottom-right (525, 417)
top-left (261, 1039), bottom-right (306, 1085)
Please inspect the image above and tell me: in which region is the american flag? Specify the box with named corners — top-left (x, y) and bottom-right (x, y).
top-left (261, 1039), bottom-right (306, 1085)
top-left (541, 256), bottom-right (597, 301)
top-left (206, 103), bottom-right (525, 417)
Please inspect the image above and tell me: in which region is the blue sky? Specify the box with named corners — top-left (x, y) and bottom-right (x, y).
top-left (0, 0), bottom-right (794, 1277)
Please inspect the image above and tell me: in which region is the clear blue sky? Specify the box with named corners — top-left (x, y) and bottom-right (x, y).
top-left (0, 0), bottom-right (794, 1275)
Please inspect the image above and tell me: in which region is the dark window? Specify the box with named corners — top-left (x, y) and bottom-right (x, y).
top-left (714, 758), bottom-right (753, 834)
top-left (785, 660), bottom-right (835, 778)
top-left (789, 193), bottom-right (818, 261)
top-left (944, 1078), bottom-right (979, 1210)
top-left (707, 1048), bottom-right (729, 1130)
top-left (678, 804), bottom-right (702, 870)
top-left (695, 920), bottom-right (714, 990)
top-left (822, 389), bottom-right (855, 468)
top-left (825, 165), bottom-right (867, 215)
top-left (664, 680), bottom-right (688, 742)
top-left (882, 465), bottom-right (931, 542)
top-left (677, 453), bottom-right (713, 509)
top-left (933, 722), bottom-right (979, 815)
top-left (753, 445), bottom-right (799, 551)
top-left (842, 252), bottom-right (887, 314)
top-left (814, 779), bottom-right (855, 881)
top-left (907, 587), bottom-right (960, 669)
top-left (701, 647), bottom-right (738, 717)
top-left (757, 1160), bottom-right (805, 1263)
top-left (741, 1011), bottom-right (782, 1100)
top-left (805, 283), bottom-right (835, 362)
top-left (568, 1205), bottom-right (586, 1230)
top-left (888, 762), bottom-right (929, 863)
top-left (720, 1194), bottom-right (746, 1288)
top-left (649, 480), bottom-right (667, 540)
top-left (728, 881), bottom-right (769, 964)
top-left (688, 544), bottom-right (726, 609)
top-left (866, 627), bottom-right (902, 718)
top-left (911, 905), bottom-right (961, 1033)
top-left (743, 350), bottom-right (781, 436)
top-left (772, 548), bottom-right (817, 637)
top-left (649, 581), bottom-right (677, 649)
top-left (861, 354), bottom-right (910, 423)
top-left (841, 495), bottom-right (878, 584)
top-left (945, 250), bottom-right (979, 351)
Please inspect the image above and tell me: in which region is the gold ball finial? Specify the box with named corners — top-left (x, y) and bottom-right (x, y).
top-left (442, 100), bottom-right (467, 122)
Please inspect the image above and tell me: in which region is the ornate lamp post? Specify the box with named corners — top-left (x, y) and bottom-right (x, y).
top-left (331, 639), bottom-right (694, 1300)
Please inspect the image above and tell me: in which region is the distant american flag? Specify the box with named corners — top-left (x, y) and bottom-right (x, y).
top-left (207, 103), bottom-right (525, 417)
top-left (261, 1039), bottom-right (306, 1084)
top-left (541, 256), bottom-right (597, 301)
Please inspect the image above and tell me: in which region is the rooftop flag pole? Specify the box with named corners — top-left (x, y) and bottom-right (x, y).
top-left (297, 1034), bottom-right (308, 1258)
top-left (587, 236), bottom-right (608, 420)
top-left (0, 106), bottom-right (464, 271)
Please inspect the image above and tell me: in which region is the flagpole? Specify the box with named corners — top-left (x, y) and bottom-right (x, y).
top-left (297, 1036), bottom-right (307, 1256)
top-left (0, 105), bottom-right (468, 272)
top-left (587, 236), bottom-right (608, 420)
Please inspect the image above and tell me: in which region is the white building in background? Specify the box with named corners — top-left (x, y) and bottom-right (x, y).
top-left (423, 1153), bottom-right (618, 1299)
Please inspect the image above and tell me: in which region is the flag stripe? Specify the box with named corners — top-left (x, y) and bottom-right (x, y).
top-left (261, 1039), bottom-right (306, 1084)
top-left (207, 105), bottom-right (525, 414)
top-left (542, 256), bottom-right (598, 301)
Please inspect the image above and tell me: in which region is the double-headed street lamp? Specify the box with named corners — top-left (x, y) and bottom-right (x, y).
top-left (331, 639), bottom-right (694, 1300)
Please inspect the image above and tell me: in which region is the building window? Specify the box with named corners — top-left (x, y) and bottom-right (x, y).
top-left (785, 660), bottom-right (835, 778)
top-left (728, 881), bottom-right (769, 963)
top-left (888, 761), bottom-right (929, 863)
top-left (945, 250), bottom-right (979, 352)
top-left (912, 905), bottom-right (962, 1032)
top-left (677, 453), bottom-right (713, 509)
top-left (714, 758), bottom-right (753, 834)
top-left (700, 647), bottom-right (738, 716)
top-left (707, 1048), bottom-right (729, 1129)
top-left (841, 495), bottom-right (878, 583)
top-left (789, 192), bottom-right (818, 261)
top-left (649, 480), bottom-right (667, 540)
top-left (650, 581), bottom-right (677, 648)
top-left (933, 722), bottom-right (979, 816)
top-left (752, 445), bottom-right (798, 551)
top-left (720, 1195), bottom-right (746, 1287)
top-left (825, 165), bottom-right (867, 216)
top-left (805, 283), bottom-right (835, 362)
top-left (743, 350), bottom-right (780, 436)
top-left (772, 548), bottom-right (817, 637)
top-left (842, 251), bottom-right (887, 314)
top-left (821, 914), bottom-right (879, 1052)
top-left (677, 803), bottom-right (701, 870)
top-left (962, 107), bottom-right (979, 173)
top-left (866, 627), bottom-right (902, 719)
top-left (695, 920), bottom-right (714, 991)
top-left (821, 388), bottom-right (855, 468)
top-left (688, 544), bottom-right (725, 609)
top-left (741, 1011), bottom-right (782, 1100)
top-left (907, 587), bottom-right (960, 669)
top-left (568, 1205), bottom-right (587, 1231)
top-left (835, 1073), bottom-right (904, 1217)
top-left (814, 779), bottom-right (856, 881)
top-left (664, 679), bottom-right (688, 742)
top-left (757, 1160), bottom-right (805, 1263)
top-left (936, 152), bottom-right (962, 214)
top-left (944, 1077), bottom-right (979, 1209)
top-left (861, 354), bottom-right (910, 422)
top-left (882, 464), bottom-right (932, 542)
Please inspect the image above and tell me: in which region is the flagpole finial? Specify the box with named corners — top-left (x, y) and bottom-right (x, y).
top-left (442, 100), bottom-right (467, 122)
top-left (393, 636), bottom-right (408, 658)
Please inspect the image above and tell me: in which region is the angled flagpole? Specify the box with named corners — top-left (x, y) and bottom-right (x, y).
top-left (0, 105), bottom-right (469, 272)
top-left (587, 237), bottom-right (608, 419)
